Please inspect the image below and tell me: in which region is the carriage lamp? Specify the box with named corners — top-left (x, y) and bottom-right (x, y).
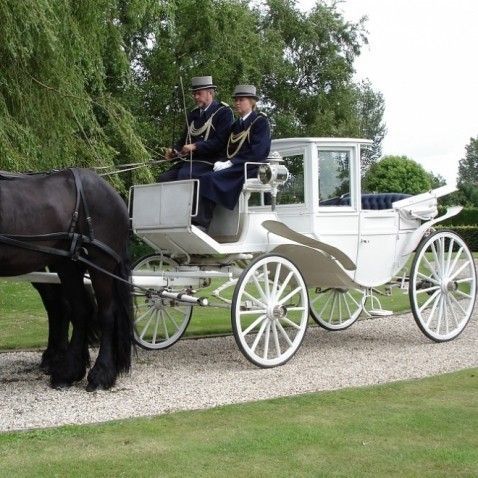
top-left (257, 153), bottom-right (290, 211)
top-left (258, 162), bottom-right (289, 186)
top-left (258, 151), bottom-right (289, 187)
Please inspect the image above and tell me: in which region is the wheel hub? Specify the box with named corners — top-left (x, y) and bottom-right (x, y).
top-left (440, 278), bottom-right (458, 294)
top-left (269, 304), bottom-right (287, 320)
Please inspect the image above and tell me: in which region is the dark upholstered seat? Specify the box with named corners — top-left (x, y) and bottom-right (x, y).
top-left (320, 193), bottom-right (411, 210)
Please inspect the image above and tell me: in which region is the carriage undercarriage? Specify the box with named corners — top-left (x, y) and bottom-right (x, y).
top-left (126, 226), bottom-right (476, 368)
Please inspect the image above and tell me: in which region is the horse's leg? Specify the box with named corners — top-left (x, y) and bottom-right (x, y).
top-left (86, 259), bottom-right (133, 391)
top-left (32, 282), bottom-right (70, 374)
top-left (49, 263), bottom-right (90, 388)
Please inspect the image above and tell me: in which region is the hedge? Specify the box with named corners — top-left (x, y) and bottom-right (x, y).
top-left (438, 207), bottom-right (478, 227)
top-left (436, 226), bottom-right (478, 252)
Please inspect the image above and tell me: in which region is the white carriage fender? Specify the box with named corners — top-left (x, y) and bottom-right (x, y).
top-left (262, 220), bottom-right (356, 271)
top-left (400, 206), bottom-right (463, 256)
top-left (270, 243), bottom-right (357, 289)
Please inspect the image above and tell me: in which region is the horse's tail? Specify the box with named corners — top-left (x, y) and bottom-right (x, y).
top-left (112, 244), bottom-right (134, 374)
top-left (85, 285), bottom-right (100, 347)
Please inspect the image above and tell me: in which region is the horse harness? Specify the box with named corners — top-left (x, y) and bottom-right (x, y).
top-left (0, 168), bottom-right (122, 265)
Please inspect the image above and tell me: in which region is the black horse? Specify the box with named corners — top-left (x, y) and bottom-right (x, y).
top-left (0, 168), bottom-right (133, 391)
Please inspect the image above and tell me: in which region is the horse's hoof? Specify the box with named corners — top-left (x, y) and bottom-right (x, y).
top-left (50, 378), bottom-right (72, 390)
top-left (85, 382), bottom-right (110, 392)
top-left (39, 362), bottom-right (52, 375)
top-left (87, 364), bottom-right (116, 391)
top-left (85, 382), bottom-right (98, 392)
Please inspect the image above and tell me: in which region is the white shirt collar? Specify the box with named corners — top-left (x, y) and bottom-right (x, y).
top-left (201, 101), bottom-right (213, 113)
top-left (240, 111), bottom-right (252, 122)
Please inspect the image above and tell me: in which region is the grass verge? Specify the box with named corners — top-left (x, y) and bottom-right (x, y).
top-left (0, 369), bottom-right (477, 477)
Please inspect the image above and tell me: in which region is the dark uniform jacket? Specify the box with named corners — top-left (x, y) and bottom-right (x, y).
top-left (199, 111), bottom-right (271, 210)
top-left (174, 100), bottom-right (234, 164)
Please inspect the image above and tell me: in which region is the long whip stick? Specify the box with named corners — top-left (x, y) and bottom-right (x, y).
top-left (179, 76), bottom-right (193, 179)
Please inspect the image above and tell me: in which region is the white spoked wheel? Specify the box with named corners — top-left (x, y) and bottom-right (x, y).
top-left (409, 230), bottom-right (477, 342)
top-left (309, 288), bottom-right (364, 330)
top-left (133, 254), bottom-right (192, 350)
top-left (232, 254), bottom-right (309, 368)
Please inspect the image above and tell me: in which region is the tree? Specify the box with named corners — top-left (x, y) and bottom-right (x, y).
top-left (457, 136), bottom-right (478, 186)
top-left (428, 171), bottom-right (446, 189)
top-left (452, 136), bottom-right (478, 206)
top-left (0, 0), bottom-right (387, 190)
top-left (138, 0), bottom-right (386, 172)
top-left (363, 155), bottom-right (431, 195)
top-left (353, 80), bottom-right (386, 170)
top-left (0, 0), bottom-right (156, 190)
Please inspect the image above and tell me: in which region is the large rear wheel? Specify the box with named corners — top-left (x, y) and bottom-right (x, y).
top-left (409, 230), bottom-right (477, 341)
top-left (232, 254), bottom-right (309, 368)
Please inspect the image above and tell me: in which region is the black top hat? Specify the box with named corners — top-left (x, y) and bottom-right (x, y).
top-left (232, 84), bottom-right (259, 100)
top-left (191, 76), bottom-right (216, 91)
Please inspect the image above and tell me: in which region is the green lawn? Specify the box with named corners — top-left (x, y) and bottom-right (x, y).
top-left (0, 369), bottom-right (477, 477)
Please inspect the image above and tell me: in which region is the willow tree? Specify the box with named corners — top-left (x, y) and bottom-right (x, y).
top-left (0, 0), bottom-right (156, 189)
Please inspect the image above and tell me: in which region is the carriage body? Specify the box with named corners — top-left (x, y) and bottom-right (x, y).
top-left (131, 138), bottom-right (459, 288)
top-left (128, 138), bottom-right (476, 366)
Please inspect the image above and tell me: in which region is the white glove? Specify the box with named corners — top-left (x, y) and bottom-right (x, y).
top-left (213, 160), bottom-right (233, 172)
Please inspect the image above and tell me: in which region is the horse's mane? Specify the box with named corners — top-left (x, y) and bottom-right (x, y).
top-left (0, 169), bottom-right (61, 181)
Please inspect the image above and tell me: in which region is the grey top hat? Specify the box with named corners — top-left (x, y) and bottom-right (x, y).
top-left (191, 76), bottom-right (216, 91)
top-left (232, 84), bottom-right (259, 100)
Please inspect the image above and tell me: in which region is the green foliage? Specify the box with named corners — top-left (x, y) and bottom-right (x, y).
top-left (428, 171), bottom-right (446, 188)
top-left (453, 182), bottom-right (478, 207)
top-left (129, 236), bottom-right (155, 263)
top-left (458, 136), bottom-right (478, 186)
top-left (0, 0), bottom-right (154, 191)
top-left (0, 0), bottom-right (386, 185)
top-left (260, 1), bottom-right (385, 156)
top-left (363, 155), bottom-right (431, 194)
top-left (436, 225), bottom-right (478, 251)
top-left (438, 207), bottom-right (478, 226)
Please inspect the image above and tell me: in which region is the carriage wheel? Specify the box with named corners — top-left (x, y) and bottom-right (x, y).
top-left (409, 230), bottom-right (477, 342)
top-left (309, 288), bottom-right (363, 330)
top-left (232, 254), bottom-right (309, 368)
top-left (132, 254), bottom-right (192, 350)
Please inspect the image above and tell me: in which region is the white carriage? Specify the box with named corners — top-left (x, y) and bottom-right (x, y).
top-left (129, 138), bottom-right (477, 367)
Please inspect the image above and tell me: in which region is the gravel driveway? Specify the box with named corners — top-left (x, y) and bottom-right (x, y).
top-left (1, 304), bottom-right (477, 433)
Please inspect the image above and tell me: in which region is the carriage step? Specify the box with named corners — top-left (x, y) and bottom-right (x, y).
top-left (367, 309), bottom-right (393, 317)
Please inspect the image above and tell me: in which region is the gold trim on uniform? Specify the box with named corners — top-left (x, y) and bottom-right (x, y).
top-left (226, 115), bottom-right (265, 159)
top-left (188, 116), bottom-right (214, 140)
top-left (187, 105), bottom-right (227, 141)
top-left (226, 129), bottom-right (250, 159)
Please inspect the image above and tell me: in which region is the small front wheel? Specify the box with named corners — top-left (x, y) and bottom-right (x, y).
top-left (232, 254), bottom-right (309, 367)
top-left (132, 254), bottom-right (193, 350)
top-left (409, 230), bottom-right (477, 342)
top-left (309, 288), bottom-right (363, 330)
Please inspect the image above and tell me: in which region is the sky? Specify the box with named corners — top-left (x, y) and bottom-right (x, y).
top-left (297, 0), bottom-right (478, 186)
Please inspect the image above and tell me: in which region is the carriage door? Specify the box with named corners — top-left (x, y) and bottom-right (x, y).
top-left (316, 147), bottom-right (359, 266)
top-left (355, 209), bottom-right (400, 287)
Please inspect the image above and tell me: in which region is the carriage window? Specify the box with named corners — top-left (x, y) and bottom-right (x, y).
top-left (318, 150), bottom-right (351, 206)
top-left (277, 154), bottom-right (305, 204)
